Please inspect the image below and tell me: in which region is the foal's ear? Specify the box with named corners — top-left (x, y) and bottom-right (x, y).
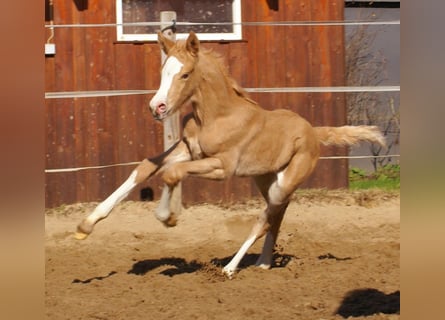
top-left (157, 31), bottom-right (175, 55)
top-left (186, 31), bottom-right (200, 57)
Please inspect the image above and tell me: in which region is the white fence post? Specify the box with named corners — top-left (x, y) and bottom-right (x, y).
top-left (160, 11), bottom-right (182, 215)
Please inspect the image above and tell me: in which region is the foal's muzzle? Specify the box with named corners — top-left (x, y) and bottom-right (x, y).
top-left (149, 97), bottom-right (169, 120)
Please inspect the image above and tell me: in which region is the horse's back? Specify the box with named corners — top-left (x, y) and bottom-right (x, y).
top-left (265, 108), bottom-right (315, 139)
top-left (233, 108), bottom-right (317, 176)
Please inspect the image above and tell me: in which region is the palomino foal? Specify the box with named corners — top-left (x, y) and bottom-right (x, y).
top-left (75, 32), bottom-right (385, 278)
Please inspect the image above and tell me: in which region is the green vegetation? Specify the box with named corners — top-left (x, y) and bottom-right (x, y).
top-left (349, 164), bottom-right (400, 190)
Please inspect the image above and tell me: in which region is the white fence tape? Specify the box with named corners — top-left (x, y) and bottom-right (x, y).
top-left (45, 86), bottom-right (400, 99)
top-left (45, 155), bottom-right (400, 173)
top-left (45, 20), bottom-right (400, 29)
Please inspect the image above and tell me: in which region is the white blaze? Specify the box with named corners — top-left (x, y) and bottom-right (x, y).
top-left (150, 56), bottom-right (184, 110)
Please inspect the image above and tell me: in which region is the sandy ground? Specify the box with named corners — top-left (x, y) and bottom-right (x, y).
top-left (45, 190), bottom-right (400, 319)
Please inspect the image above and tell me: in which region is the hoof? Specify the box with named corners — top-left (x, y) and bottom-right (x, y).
top-left (162, 214), bottom-right (178, 228)
top-left (74, 220), bottom-right (93, 240)
top-left (256, 263), bottom-right (271, 270)
top-left (73, 232), bottom-right (89, 240)
top-left (222, 267), bottom-right (236, 279)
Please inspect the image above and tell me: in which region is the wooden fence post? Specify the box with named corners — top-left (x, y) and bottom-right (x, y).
top-left (160, 11), bottom-right (182, 215)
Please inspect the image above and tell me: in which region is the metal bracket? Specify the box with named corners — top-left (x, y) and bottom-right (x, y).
top-left (161, 19), bottom-right (177, 33)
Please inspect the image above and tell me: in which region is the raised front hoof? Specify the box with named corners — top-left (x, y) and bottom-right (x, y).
top-left (161, 213), bottom-right (178, 228)
top-left (73, 231), bottom-right (89, 240)
top-left (74, 220), bottom-right (93, 240)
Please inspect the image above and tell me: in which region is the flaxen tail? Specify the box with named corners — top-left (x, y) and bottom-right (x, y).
top-left (314, 126), bottom-right (386, 147)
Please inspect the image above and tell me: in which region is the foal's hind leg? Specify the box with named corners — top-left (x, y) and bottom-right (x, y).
top-left (255, 202), bottom-right (288, 269)
top-left (251, 174), bottom-right (287, 269)
top-left (222, 151), bottom-right (318, 278)
top-left (221, 200), bottom-right (288, 278)
top-left (247, 174), bottom-right (290, 269)
top-left (222, 205), bottom-right (271, 278)
top-left (255, 150), bottom-right (319, 269)
top-left (74, 140), bottom-right (192, 240)
top-left (218, 174), bottom-right (276, 277)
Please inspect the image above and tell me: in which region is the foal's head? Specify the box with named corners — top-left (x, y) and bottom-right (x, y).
top-left (149, 31), bottom-right (201, 120)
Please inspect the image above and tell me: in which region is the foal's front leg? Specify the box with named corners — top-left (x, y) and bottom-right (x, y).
top-left (162, 157), bottom-right (227, 186)
top-left (155, 157), bottom-right (226, 224)
top-left (74, 141), bottom-right (192, 240)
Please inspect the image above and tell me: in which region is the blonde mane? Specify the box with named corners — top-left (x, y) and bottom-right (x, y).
top-left (172, 42), bottom-right (257, 105)
top-left (172, 39), bottom-right (256, 104)
top-left (205, 49), bottom-right (257, 105)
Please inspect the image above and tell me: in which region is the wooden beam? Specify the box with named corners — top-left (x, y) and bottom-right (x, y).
top-left (160, 11), bottom-right (182, 216)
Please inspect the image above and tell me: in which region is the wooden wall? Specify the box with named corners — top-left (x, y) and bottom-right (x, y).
top-left (45, 0), bottom-right (347, 207)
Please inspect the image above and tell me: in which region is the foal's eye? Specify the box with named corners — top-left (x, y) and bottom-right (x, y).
top-left (180, 73), bottom-right (189, 80)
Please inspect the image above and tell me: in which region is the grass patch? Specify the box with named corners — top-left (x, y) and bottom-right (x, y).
top-left (349, 164), bottom-right (400, 190)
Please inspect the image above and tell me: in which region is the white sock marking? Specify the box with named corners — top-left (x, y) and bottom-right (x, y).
top-left (86, 170), bottom-right (138, 224)
top-left (223, 235), bottom-right (257, 277)
top-left (155, 185), bottom-right (171, 222)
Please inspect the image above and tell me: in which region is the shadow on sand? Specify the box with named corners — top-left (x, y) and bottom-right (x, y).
top-left (336, 288), bottom-right (400, 318)
top-left (127, 252), bottom-right (296, 277)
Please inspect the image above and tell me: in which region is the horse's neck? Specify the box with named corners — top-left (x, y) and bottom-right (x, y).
top-left (191, 63), bottom-right (236, 124)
